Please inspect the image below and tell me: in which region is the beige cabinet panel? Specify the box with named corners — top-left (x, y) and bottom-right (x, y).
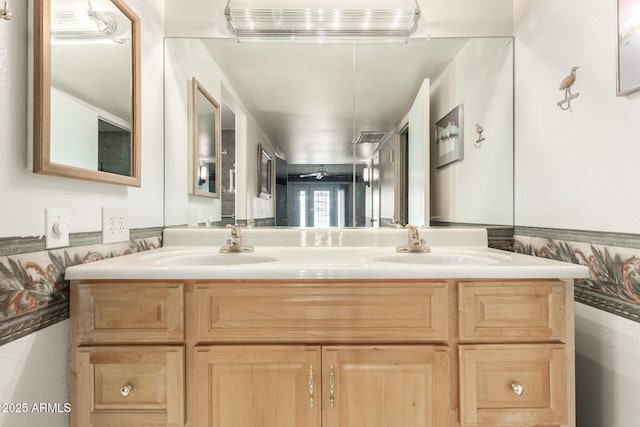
top-left (195, 281), bottom-right (448, 342)
top-left (74, 346), bottom-right (184, 426)
top-left (75, 282), bottom-right (184, 343)
top-left (195, 345), bottom-right (321, 427)
top-left (458, 281), bottom-right (566, 342)
top-left (459, 344), bottom-right (567, 426)
top-left (322, 346), bottom-right (449, 427)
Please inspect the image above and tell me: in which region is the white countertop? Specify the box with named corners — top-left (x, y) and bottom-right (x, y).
top-left (65, 227), bottom-right (590, 281)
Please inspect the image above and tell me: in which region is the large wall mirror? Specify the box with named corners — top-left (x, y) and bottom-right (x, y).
top-left (164, 38), bottom-right (513, 228)
top-left (32, 0), bottom-right (141, 186)
top-left (192, 77), bottom-right (221, 198)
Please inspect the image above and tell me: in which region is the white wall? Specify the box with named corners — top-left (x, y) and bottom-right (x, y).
top-left (379, 141), bottom-right (395, 221)
top-left (164, 39), bottom-right (222, 226)
top-left (514, 0), bottom-right (640, 425)
top-left (0, 322), bottom-right (70, 427)
top-left (408, 79), bottom-right (430, 226)
top-left (430, 38), bottom-right (514, 225)
top-left (164, 38), bottom-right (276, 226)
top-left (0, 0), bottom-right (164, 238)
top-left (164, 0), bottom-right (514, 38)
top-left (575, 304), bottom-right (640, 427)
top-left (514, 0), bottom-right (640, 234)
top-left (50, 89), bottom-right (99, 170)
top-left (0, 2), bottom-right (164, 426)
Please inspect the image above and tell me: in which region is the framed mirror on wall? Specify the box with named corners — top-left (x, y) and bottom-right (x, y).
top-left (31, 0), bottom-right (141, 186)
top-left (191, 77), bottom-right (221, 198)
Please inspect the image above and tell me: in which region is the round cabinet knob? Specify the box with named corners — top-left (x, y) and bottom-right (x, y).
top-left (119, 384), bottom-right (133, 397)
top-left (511, 382), bottom-right (524, 396)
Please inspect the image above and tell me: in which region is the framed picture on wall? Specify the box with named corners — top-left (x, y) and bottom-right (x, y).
top-left (434, 105), bottom-right (464, 168)
top-left (257, 143), bottom-right (272, 199)
top-left (617, 0), bottom-right (640, 96)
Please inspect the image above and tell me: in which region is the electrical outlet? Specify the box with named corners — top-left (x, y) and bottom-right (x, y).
top-left (102, 207), bottom-right (129, 244)
top-left (45, 208), bottom-right (69, 249)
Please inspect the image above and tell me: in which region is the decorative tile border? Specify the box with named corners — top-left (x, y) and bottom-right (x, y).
top-left (514, 228), bottom-right (640, 323)
top-left (0, 228), bottom-right (162, 346)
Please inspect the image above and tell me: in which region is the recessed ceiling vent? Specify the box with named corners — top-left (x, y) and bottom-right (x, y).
top-left (355, 131), bottom-right (387, 144)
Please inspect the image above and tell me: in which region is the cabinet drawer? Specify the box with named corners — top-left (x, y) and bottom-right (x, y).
top-left (74, 282), bottom-right (184, 343)
top-left (74, 346), bottom-right (184, 426)
top-left (459, 344), bottom-right (567, 426)
top-left (195, 281), bottom-right (449, 342)
top-left (458, 281), bottom-right (566, 342)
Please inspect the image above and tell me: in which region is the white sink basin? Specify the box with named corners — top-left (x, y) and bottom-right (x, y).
top-left (155, 252), bottom-right (278, 266)
top-left (374, 252), bottom-right (500, 266)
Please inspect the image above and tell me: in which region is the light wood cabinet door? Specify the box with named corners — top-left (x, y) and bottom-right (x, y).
top-left (322, 346), bottom-right (449, 427)
top-left (459, 344), bottom-right (567, 426)
top-left (195, 345), bottom-right (321, 427)
top-left (73, 346), bottom-right (184, 427)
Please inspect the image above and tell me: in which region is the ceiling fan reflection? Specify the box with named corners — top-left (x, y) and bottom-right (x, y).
top-left (299, 169), bottom-right (329, 180)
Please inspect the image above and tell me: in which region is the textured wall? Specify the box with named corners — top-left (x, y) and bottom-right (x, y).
top-left (514, 0), bottom-right (640, 424)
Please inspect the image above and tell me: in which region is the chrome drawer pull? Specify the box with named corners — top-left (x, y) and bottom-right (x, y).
top-left (511, 382), bottom-right (524, 396)
top-left (329, 364), bottom-right (335, 409)
top-left (309, 364), bottom-right (314, 408)
top-left (119, 384), bottom-right (133, 397)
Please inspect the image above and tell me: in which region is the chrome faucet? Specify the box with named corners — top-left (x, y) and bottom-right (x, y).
top-left (220, 224), bottom-right (254, 253)
top-left (396, 224), bottom-right (430, 253)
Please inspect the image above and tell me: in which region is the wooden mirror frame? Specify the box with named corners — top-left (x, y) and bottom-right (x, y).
top-left (32, 0), bottom-right (141, 186)
top-left (257, 143), bottom-right (272, 200)
top-left (191, 78), bottom-right (222, 198)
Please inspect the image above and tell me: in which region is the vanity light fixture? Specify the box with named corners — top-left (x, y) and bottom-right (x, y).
top-left (50, 1), bottom-right (127, 44)
top-left (225, 0), bottom-right (420, 40)
top-left (0, 1), bottom-right (12, 20)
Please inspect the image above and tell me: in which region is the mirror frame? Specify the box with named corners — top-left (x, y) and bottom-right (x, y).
top-left (32, 0), bottom-right (142, 186)
top-left (257, 143), bottom-right (272, 200)
top-left (191, 77), bottom-right (222, 198)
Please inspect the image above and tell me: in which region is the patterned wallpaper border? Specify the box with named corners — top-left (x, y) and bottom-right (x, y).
top-left (0, 228), bottom-right (162, 346)
top-left (515, 227), bottom-right (640, 323)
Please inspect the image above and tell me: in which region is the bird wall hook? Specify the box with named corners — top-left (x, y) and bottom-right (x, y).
top-left (474, 124), bottom-right (485, 148)
top-left (557, 66), bottom-right (580, 110)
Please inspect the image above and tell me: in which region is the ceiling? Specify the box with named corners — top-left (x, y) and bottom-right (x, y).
top-left (202, 38), bottom-right (468, 165)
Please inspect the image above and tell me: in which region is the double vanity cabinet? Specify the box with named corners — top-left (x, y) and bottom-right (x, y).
top-left (66, 228), bottom-right (587, 427)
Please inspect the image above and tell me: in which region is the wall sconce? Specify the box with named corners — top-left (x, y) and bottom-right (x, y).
top-left (0, 1), bottom-right (12, 21)
top-left (198, 165), bottom-right (208, 185)
top-left (474, 124), bottom-right (485, 148)
top-left (363, 166), bottom-right (371, 187)
top-left (225, 0), bottom-right (421, 40)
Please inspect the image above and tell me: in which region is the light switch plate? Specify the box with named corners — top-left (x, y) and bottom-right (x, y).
top-left (102, 207), bottom-right (129, 244)
top-left (45, 208), bottom-right (69, 249)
